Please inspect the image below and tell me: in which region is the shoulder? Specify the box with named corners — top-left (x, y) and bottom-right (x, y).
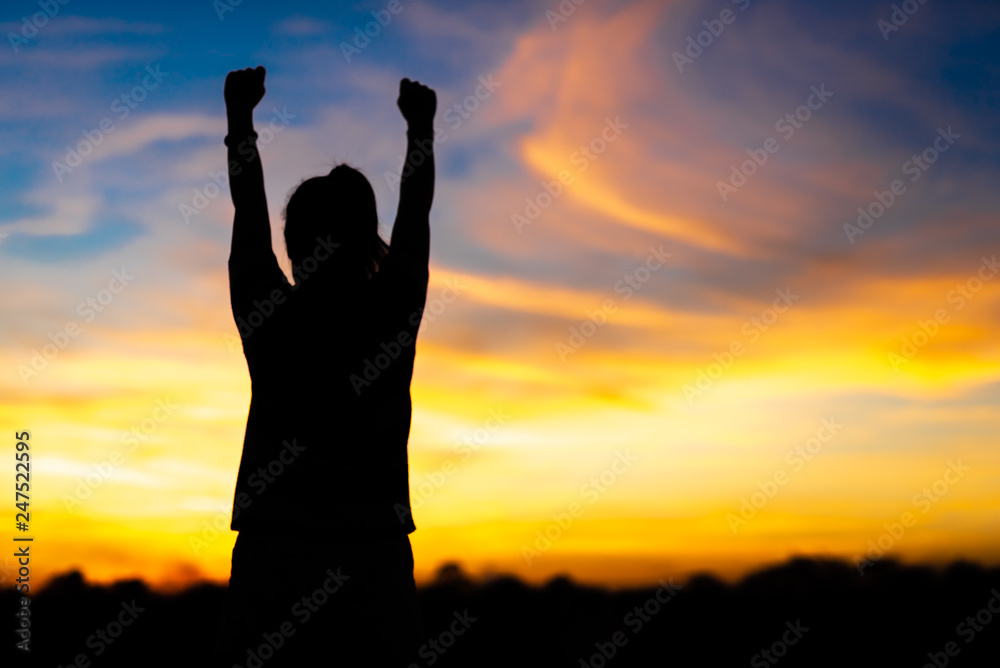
top-left (229, 251), bottom-right (288, 287)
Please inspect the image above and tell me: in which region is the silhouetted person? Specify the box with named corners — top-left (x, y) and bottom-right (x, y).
top-left (213, 65), bottom-right (436, 667)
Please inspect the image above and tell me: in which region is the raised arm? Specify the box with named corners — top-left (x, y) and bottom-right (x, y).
top-left (224, 66), bottom-right (272, 262)
top-left (391, 78), bottom-right (437, 272)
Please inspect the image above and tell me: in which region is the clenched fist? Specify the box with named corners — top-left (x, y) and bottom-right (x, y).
top-left (225, 66), bottom-right (266, 114)
top-left (397, 78), bottom-right (436, 130)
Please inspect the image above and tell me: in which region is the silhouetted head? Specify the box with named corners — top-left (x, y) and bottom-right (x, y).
top-left (282, 165), bottom-right (388, 283)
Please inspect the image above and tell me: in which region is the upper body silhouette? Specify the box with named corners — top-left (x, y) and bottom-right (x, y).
top-left (226, 67), bottom-right (434, 535)
top-left (215, 66), bottom-right (436, 667)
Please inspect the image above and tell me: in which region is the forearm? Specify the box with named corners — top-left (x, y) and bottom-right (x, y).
top-left (226, 108), bottom-right (270, 257)
top-left (392, 125), bottom-right (434, 257)
top-left (400, 125), bottom-right (435, 213)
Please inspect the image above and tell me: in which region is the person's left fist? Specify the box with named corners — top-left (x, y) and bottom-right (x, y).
top-left (225, 66), bottom-right (266, 112)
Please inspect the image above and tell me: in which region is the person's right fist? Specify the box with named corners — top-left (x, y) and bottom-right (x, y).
top-left (397, 78), bottom-right (436, 129)
top-left (225, 66), bottom-right (266, 112)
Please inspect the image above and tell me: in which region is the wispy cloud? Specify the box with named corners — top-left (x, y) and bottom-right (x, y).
top-left (0, 45), bottom-right (162, 68)
top-left (0, 16), bottom-right (165, 36)
top-left (271, 15), bottom-right (331, 37)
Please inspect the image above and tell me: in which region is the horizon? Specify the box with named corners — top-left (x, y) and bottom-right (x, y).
top-left (22, 552), bottom-right (1000, 596)
top-left (10, 553), bottom-right (1000, 666)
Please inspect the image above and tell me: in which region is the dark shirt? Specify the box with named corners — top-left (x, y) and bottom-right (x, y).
top-left (226, 118), bottom-right (434, 535)
top-left (228, 246), bottom-right (426, 536)
top-left (225, 132), bottom-right (430, 537)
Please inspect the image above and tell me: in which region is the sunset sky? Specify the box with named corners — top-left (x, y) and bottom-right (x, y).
top-left (2, 0), bottom-right (1000, 591)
